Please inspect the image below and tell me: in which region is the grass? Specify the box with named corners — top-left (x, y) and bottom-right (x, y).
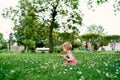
top-left (0, 52), bottom-right (120, 80)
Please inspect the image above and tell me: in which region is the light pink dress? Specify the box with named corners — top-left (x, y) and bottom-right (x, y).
top-left (63, 51), bottom-right (77, 66)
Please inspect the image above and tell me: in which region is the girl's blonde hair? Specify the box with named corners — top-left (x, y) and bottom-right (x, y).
top-left (61, 41), bottom-right (72, 50)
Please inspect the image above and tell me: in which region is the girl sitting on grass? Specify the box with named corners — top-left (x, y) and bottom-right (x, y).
top-left (58, 41), bottom-right (77, 66)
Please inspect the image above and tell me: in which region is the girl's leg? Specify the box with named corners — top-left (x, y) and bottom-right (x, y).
top-left (62, 62), bottom-right (69, 66)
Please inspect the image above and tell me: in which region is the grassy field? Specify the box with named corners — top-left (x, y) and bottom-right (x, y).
top-left (0, 52), bottom-right (120, 80)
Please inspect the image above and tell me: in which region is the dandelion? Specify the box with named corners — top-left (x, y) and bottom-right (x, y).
top-left (58, 72), bottom-right (61, 75)
top-left (30, 68), bottom-right (34, 71)
top-left (105, 72), bottom-right (116, 78)
top-left (77, 71), bottom-right (82, 75)
top-left (2, 62), bottom-right (5, 64)
top-left (88, 66), bottom-right (91, 69)
top-left (37, 75), bottom-right (40, 78)
top-left (115, 69), bottom-right (119, 74)
top-left (64, 69), bottom-right (67, 71)
top-left (99, 58), bottom-right (102, 61)
top-left (79, 76), bottom-right (85, 80)
top-left (96, 69), bottom-right (101, 74)
top-left (91, 63), bottom-right (95, 67)
top-left (53, 64), bottom-right (58, 69)
top-left (35, 61), bottom-right (38, 64)
top-left (63, 71), bottom-right (66, 74)
top-left (103, 62), bottom-right (108, 66)
top-left (40, 66), bottom-right (45, 68)
top-left (31, 61), bottom-right (34, 64)
top-left (45, 63), bottom-right (48, 65)
top-left (10, 69), bottom-right (15, 73)
top-left (0, 68), bottom-right (3, 71)
top-left (69, 67), bottom-right (73, 70)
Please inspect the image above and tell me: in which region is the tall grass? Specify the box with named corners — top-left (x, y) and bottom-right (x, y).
top-left (0, 52), bottom-right (120, 80)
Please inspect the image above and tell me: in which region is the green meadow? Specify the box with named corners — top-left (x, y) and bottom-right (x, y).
top-left (0, 52), bottom-right (120, 80)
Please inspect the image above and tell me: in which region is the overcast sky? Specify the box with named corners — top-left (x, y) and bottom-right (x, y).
top-left (79, 0), bottom-right (120, 35)
top-left (0, 0), bottom-right (18, 40)
top-left (0, 0), bottom-right (120, 40)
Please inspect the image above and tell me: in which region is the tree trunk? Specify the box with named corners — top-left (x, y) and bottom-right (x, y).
top-left (111, 43), bottom-right (114, 51)
top-left (85, 41), bottom-right (88, 50)
top-left (113, 42), bottom-right (116, 51)
top-left (8, 41), bottom-right (11, 51)
top-left (49, 27), bottom-right (53, 53)
top-left (25, 45), bottom-right (28, 53)
top-left (49, 3), bottom-right (58, 53)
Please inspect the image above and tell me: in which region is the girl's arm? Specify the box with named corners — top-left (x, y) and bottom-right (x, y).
top-left (63, 54), bottom-right (74, 61)
top-left (58, 54), bottom-right (69, 60)
top-left (57, 54), bottom-right (65, 58)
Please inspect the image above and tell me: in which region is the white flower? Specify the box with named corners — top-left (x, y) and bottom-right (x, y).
top-left (45, 63), bottom-right (48, 65)
top-left (40, 66), bottom-right (45, 68)
top-left (77, 71), bottom-right (82, 75)
top-left (10, 70), bottom-right (15, 73)
top-left (79, 76), bottom-right (85, 80)
top-left (37, 75), bottom-right (40, 78)
top-left (96, 69), bottom-right (101, 73)
top-left (58, 72), bottom-right (61, 75)
top-left (63, 71), bottom-right (66, 74)
top-left (103, 62), bottom-right (108, 66)
top-left (69, 67), bottom-right (73, 70)
top-left (31, 68), bottom-right (33, 71)
top-left (64, 69), bottom-right (67, 71)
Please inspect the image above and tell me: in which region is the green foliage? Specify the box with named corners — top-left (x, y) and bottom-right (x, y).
top-left (86, 24), bottom-right (107, 35)
top-left (23, 39), bottom-right (36, 49)
top-left (3, 0), bottom-right (48, 51)
top-left (115, 50), bottom-right (120, 53)
top-left (105, 35), bottom-right (120, 51)
top-left (53, 46), bottom-right (61, 53)
top-left (0, 49), bottom-right (14, 53)
top-left (87, 0), bottom-right (108, 10)
top-left (0, 33), bottom-right (7, 49)
top-left (72, 39), bottom-right (82, 49)
top-left (53, 31), bottom-right (80, 48)
top-left (2, 0), bottom-right (83, 53)
top-left (81, 34), bottom-right (120, 51)
top-left (105, 35), bottom-right (120, 43)
top-left (2, 0), bottom-right (120, 53)
top-left (0, 33), bottom-right (3, 40)
top-left (113, 0), bottom-right (120, 15)
top-left (8, 33), bottom-right (15, 45)
top-left (81, 33), bottom-right (108, 51)
top-left (0, 52), bottom-right (120, 80)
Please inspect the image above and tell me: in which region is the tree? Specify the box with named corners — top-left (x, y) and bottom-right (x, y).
top-left (105, 35), bottom-right (120, 51)
top-left (86, 24), bottom-right (107, 35)
top-left (2, 0), bottom-right (120, 53)
top-left (8, 32), bottom-right (15, 50)
top-left (23, 39), bottom-right (35, 52)
top-left (35, 0), bottom-right (83, 53)
top-left (81, 33), bottom-right (108, 51)
top-left (53, 31), bottom-right (79, 46)
top-left (3, 0), bottom-right (83, 53)
top-left (3, 0), bottom-right (48, 52)
top-left (0, 33), bottom-right (7, 49)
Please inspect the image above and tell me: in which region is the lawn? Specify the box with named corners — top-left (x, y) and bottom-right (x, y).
top-left (0, 52), bottom-right (120, 80)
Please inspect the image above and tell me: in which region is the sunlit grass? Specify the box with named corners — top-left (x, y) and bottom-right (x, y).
top-left (0, 52), bottom-right (120, 80)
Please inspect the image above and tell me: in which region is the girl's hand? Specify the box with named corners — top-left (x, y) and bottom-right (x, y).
top-left (57, 54), bottom-right (64, 57)
top-left (63, 56), bottom-right (67, 60)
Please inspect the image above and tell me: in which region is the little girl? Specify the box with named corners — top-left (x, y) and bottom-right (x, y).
top-left (58, 41), bottom-right (77, 66)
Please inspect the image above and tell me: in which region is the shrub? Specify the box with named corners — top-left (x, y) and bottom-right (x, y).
top-left (54, 46), bottom-right (61, 53)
